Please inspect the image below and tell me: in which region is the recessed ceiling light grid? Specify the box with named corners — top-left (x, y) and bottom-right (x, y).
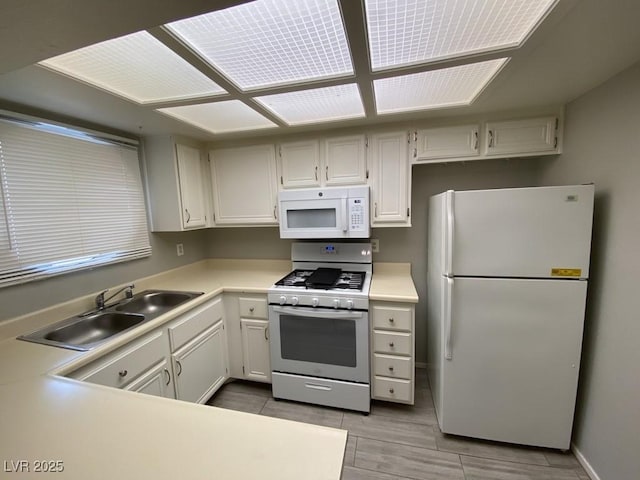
top-left (166, 0), bottom-right (353, 90)
top-left (255, 84), bottom-right (365, 125)
top-left (374, 58), bottom-right (507, 114)
top-left (40, 31), bottom-right (226, 103)
top-left (158, 101), bottom-right (277, 134)
top-left (366, 0), bottom-right (555, 71)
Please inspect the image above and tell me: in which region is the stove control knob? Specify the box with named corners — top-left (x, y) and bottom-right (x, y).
top-left (311, 297), bottom-right (319, 307)
top-left (346, 299), bottom-right (354, 310)
top-left (279, 295), bottom-right (287, 305)
top-left (291, 296), bottom-right (299, 306)
top-left (332, 299), bottom-right (341, 309)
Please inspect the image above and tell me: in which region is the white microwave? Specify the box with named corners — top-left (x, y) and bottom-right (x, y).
top-left (278, 185), bottom-right (370, 239)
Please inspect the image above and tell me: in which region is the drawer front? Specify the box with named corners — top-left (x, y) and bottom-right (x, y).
top-left (373, 376), bottom-right (412, 403)
top-left (373, 353), bottom-right (412, 379)
top-left (373, 331), bottom-right (412, 355)
top-left (77, 330), bottom-right (166, 388)
top-left (169, 296), bottom-right (223, 351)
top-left (372, 304), bottom-right (412, 331)
top-left (239, 296), bottom-right (268, 319)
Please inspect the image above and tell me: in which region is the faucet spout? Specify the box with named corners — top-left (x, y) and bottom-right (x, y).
top-left (95, 284), bottom-right (135, 310)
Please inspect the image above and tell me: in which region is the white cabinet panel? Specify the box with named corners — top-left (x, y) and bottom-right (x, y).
top-left (176, 144), bottom-right (207, 229)
top-left (240, 318), bottom-right (271, 382)
top-left (144, 136), bottom-right (210, 232)
top-left (172, 321), bottom-right (227, 404)
top-left (369, 131), bottom-right (411, 226)
top-left (124, 358), bottom-right (174, 399)
top-left (485, 116), bottom-right (558, 156)
top-left (414, 125), bottom-right (479, 162)
top-left (210, 145), bottom-right (278, 225)
top-left (278, 140), bottom-right (320, 188)
top-left (324, 135), bottom-right (367, 185)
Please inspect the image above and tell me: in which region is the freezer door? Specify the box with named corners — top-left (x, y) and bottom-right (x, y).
top-left (450, 185), bottom-right (594, 278)
top-left (440, 277), bottom-right (587, 449)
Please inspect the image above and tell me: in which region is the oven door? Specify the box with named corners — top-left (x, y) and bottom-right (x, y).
top-left (278, 197), bottom-right (349, 239)
top-left (269, 305), bottom-right (369, 383)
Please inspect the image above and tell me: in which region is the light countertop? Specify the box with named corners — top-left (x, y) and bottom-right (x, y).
top-left (0, 258), bottom-right (418, 479)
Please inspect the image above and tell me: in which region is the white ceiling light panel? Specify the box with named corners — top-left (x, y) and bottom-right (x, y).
top-left (158, 101), bottom-right (277, 134)
top-left (166, 0), bottom-right (354, 90)
top-left (374, 58), bottom-right (508, 114)
top-left (40, 31), bottom-right (226, 104)
top-left (255, 84), bottom-right (365, 125)
top-left (365, 0), bottom-right (556, 71)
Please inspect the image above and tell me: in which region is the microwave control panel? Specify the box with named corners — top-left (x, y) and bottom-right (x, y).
top-left (349, 198), bottom-right (367, 231)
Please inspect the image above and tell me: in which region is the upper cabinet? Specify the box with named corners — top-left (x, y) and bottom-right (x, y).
top-left (414, 125), bottom-right (480, 161)
top-left (484, 116), bottom-right (558, 156)
top-left (413, 115), bottom-right (561, 164)
top-left (369, 131), bottom-right (411, 227)
top-left (278, 140), bottom-right (320, 188)
top-left (278, 135), bottom-right (367, 189)
top-left (144, 136), bottom-right (210, 232)
top-left (209, 144), bottom-right (279, 226)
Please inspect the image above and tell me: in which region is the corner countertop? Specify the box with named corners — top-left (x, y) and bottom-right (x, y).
top-left (370, 263), bottom-right (419, 303)
top-left (0, 258), bottom-right (418, 479)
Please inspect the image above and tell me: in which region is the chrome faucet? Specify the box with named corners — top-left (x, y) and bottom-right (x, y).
top-left (95, 284), bottom-right (135, 310)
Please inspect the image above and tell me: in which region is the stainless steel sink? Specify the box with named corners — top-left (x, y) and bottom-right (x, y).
top-left (43, 312), bottom-right (145, 346)
top-left (18, 289), bottom-right (203, 351)
top-left (115, 291), bottom-right (198, 316)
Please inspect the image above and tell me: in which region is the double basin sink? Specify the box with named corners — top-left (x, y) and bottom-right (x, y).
top-left (18, 290), bottom-right (203, 351)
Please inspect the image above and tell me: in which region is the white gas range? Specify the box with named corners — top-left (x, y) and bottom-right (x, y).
top-left (267, 242), bottom-right (372, 413)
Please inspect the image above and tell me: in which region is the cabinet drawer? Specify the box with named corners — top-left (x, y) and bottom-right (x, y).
top-left (239, 296), bottom-right (268, 319)
top-left (75, 330), bottom-right (166, 388)
top-left (169, 297), bottom-right (223, 351)
top-left (373, 331), bottom-right (412, 355)
top-left (373, 376), bottom-right (412, 403)
top-left (373, 353), bottom-right (412, 379)
top-left (372, 304), bottom-right (412, 331)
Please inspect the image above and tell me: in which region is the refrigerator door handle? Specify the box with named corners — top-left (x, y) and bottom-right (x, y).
top-left (445, 276), bottom-right (454, 360)
top-left (445, 190), bottom-right (454, 275)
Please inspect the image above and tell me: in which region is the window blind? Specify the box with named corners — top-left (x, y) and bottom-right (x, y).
top-left (0, 117), bottom-right (151, 287)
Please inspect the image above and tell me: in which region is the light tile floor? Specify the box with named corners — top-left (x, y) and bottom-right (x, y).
top-left (206, 370), bottom-right (588, 480)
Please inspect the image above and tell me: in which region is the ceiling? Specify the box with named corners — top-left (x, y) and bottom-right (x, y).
top-left (1, 0), bottom-right (640, 141)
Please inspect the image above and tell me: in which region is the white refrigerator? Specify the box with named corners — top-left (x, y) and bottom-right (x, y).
top-left (427, 184), bottom-right (594, 450)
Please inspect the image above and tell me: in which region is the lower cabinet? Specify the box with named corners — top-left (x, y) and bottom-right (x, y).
top-left (225, 294), bottom-right (272, 383)
top-left (370, 301), bottom-right (415, 404)
top-left (240, 318), bottom-right (271, 382)
top-left (124, 358), bottom-right (174, 398)
top-left (172, 321), bottom-right (227, 403)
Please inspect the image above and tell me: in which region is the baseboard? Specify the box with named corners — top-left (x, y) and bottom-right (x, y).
top-left (571, 443), bottom-right (601, 480)
top-left (415, 362), bottom-right (427, 369)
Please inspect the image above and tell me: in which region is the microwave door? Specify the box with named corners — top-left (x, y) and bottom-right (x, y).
top-left (280, 198), bottom-right (345, 238)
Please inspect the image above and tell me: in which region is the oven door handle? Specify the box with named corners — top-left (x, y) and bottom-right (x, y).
top-left (272, 306), bottom-right (364, 320)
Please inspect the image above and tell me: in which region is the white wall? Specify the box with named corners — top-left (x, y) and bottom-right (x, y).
top-left (539, 63), bottom-right (640, 480)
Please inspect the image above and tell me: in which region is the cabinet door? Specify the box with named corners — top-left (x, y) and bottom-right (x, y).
top-left (369, 131), bottom-right (411, 226)
top-left (240, 318), bottom-right (271, 383)
top-left (172, 321), bottom-right (227, 404)
top-left (124, 358), bottom-right (175, 399)
top-left (210, 145), bottom-right (278, 225)
top-left (324, 135), bottom-right (367, 185)
top-left (176, 144), bottom-right (207, 229)
top-left (278, 140), bottom-right (320, 188)
top-left (414, 125), bottom-right (479, 162)
top-left (485, 117), bottom-right (558, 156)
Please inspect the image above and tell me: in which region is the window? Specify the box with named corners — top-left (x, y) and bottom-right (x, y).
top-left (0, 113), bottom-right (151, 287)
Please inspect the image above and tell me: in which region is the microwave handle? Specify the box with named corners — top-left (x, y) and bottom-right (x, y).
top-left (342, 197), bottom-right (348, 232)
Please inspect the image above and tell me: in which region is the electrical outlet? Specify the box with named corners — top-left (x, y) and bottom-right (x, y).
top-left (176, 243), bottom-right (184, 256)
top-left (371, 239), bottom-right (379, 253)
